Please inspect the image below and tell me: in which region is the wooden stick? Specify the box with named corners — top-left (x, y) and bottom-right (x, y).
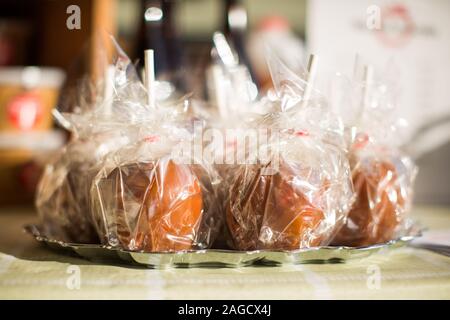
top-left (300, 54), bottom-right (319, 108)
top-left (208, 64), bottom-right (228, 118)
top-left (144, 49), bottom-right (156, 108)
top-left (355, 64), bottom-right (374, 125)
top-left (52, 109), bottom-right (72, 131)
top-left (362, 64), bottom-right (374, 110)
top-left (103, 65), bottom-right (115, 115)
top-left (213, 32), bottom-right (238, 67)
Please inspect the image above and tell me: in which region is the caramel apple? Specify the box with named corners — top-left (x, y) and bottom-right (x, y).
top-left (93, 159), bottom-right (206, 252)
top-left (37, 156), bottom-right (99, 244)
top-left (226, 160), bottom-right (328, 250)
top-left (332, 156), bottom-right (406, 247)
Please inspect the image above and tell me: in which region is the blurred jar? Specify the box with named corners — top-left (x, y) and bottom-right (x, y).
top-left (0, 67), bottom-right (64, 132)
top-left (0, 66), bottom-right (65, 205)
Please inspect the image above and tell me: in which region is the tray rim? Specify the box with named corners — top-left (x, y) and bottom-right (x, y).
top-left (24, 223), bottom-right (422, 255)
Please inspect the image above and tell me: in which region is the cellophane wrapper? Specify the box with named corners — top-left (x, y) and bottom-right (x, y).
top-left (331, 73), bottom-right (418, 247)
top-left (83, 48), bottom-right (222, 252)
top-left (36, 131), bottom-right (130, 243)
top-left (36, 40), bottom-right (222, 251)
top-left (90, 117), bottom-right (222, 252)
top-left (225, 52), bottom-right (355, 251)
top-left (35, 42), bottom-right (147, 243)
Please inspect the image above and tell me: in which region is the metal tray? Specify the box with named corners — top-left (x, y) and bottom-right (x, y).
top-left (25, 224), bottom-right (421, 268)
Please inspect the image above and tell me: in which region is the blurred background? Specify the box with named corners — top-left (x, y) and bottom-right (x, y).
top-left (0, 0), bottom-right (449, 206)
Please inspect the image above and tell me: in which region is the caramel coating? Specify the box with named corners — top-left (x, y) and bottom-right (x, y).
top-left (61, 170), bottom-right (99, 243)
top-left (332, 159), bottom-right (404, 247)
top-left (227, 161), bottom-right (326, 250)
top-left (37, 164), bottom-right (99, 244)
top-left (107, 160), bottom-right (203, 252)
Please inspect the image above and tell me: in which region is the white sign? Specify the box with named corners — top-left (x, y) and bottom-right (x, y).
top-left (307, 0), bottom-right (450, 142)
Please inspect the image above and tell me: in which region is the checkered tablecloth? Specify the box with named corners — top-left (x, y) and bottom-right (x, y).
top-left (0, 206), bottom-right (449, 299)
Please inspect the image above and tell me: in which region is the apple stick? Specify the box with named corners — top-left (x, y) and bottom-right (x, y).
top-left (300, 54), bottom-right (319, 108)
top-left (362, 64), bottom-right (374, 111)
top-left (144, 49), bottom-right (156, 109)
top-left (103, 65), bottom-right (115, 115)
top-left (208, 64), bottom-right (228, 119)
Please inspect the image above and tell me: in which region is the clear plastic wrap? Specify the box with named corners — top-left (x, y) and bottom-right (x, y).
top-left (332, 141), bottom-right (416, 246)
top-left (225, 53), bottom-right (354, 250)
top-left (35, 43), bottom-right (139, 244)
top-left (87, 97), bottom-right (222, 252)
top-left (90, 146), bottom-right (221, 252)
top-left (331, 66), bottom-right (417, 247)
top-left (35, 40), bottom-right (223, 251)
top-left (36, 132), bottom-right (128, 243)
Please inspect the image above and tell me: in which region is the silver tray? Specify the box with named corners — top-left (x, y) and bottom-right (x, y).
top-left (25, 224), bottom-right (421, 268)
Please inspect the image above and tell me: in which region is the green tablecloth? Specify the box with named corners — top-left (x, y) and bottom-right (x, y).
top-left (0, 206), bottom-right (449, 299)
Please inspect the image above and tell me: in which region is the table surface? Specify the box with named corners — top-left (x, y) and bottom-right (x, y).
top-left (0, 206), bottom-right (449, 299)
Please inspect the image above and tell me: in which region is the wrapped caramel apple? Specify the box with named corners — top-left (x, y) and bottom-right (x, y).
top-left (88, 49), bottom-right (221, 252)
top-left (90, 121), bottom-right (221, 252)
top-left (92, 157), bottom-right (217, 251)
top-left (36, 133), bottom-right (127, 243)
top-left (36, 44), bottom-right (174, 244)
top-left (332, 141), bottom-right (416, 246)
top-left (228, 161), bottom-right (327, 250)
top-left (36, 58), bottom-right (133, 244)
top-left (331, 64), bottom-right (417, 247)
top-left (226, 127), bottom-right (353, 250)
top-left (225, 54), bottom-right (354, 250)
